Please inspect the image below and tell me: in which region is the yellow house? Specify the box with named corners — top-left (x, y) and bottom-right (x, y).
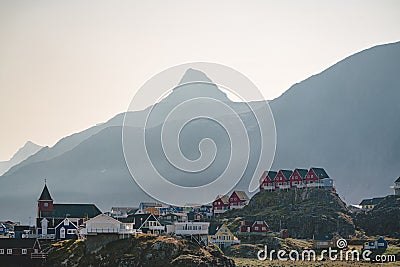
top-left (208, 223), bottom-right (240, 249)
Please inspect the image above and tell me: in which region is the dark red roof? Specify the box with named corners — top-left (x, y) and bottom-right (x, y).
top-left (0, 238), bottom-right (39, 249)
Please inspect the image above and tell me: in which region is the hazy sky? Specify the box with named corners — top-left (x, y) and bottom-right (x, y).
top-left (0, 0), bottom-right (399, 161)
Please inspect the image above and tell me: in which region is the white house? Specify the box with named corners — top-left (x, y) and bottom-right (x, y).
top-left (167, 221), bottom-right (209, 244)
top-left (80, 214), bottom-right (136, 237)
top-left (391, 177), bottom-right (400, 195)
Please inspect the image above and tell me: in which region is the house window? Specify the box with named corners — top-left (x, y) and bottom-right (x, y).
top-left (67, 229), bottom-right (76, 234)
top-left (0, 249), bottom-right (4, 254)
top-left (7, 249), bottom-right (12, 254)
top-left (44, 202), bottom-right (48, 207)
top-left (22, 249), bottom-right (27, 254)
top-left (255, 226), bottom-right (259, 230)
top-left (262, 227), bottom-right (266, 231)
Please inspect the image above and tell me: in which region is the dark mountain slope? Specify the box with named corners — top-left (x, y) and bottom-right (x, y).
top-left (270, 41), bottom-right (400, 203)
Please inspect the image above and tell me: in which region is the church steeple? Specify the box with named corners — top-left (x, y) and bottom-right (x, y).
top-left (37, 180), bottom-right (54, 218)
top-left (38, 182), bottom-right (52, 201)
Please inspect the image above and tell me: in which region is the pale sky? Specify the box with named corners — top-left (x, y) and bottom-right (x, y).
top-left (0, 0), bottom-right (399, 161)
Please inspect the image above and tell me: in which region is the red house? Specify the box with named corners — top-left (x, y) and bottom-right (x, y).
top-left (274, 170), bottom-right (293, 189)
top-left (239, 220), bottom-right (269, 234)
top-left (305, 167), bottom-right (330, 187)
top-left (289, 169), bottom-right (308, 188)
top-left (259, 171), bottom-right (277, 191)
top-left (212, 195), bottom-right (229, 214)
top-left (251, 220), bottom-right (269, 233)
top-left (239, 221), bottom-right (253, 232)
top-left (229, 191), bottom-right (249, 209)
top-left (0, 238), bottom-right (42, 257)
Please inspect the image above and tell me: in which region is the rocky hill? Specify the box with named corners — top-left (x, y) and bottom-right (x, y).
top-left (221, 188), bottom-right (355, 239)
top-left (43, 235), bottom-right (235, 267)
top-left (354, 195), bottom-right (400, 238)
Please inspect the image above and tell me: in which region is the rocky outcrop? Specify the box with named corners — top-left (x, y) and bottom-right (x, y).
top-left (222, 188), bottom-right (356, 239)
top-left (44, 235), bottom-right (235, 267)
top-left (354, 195), bottom-right (400, 238)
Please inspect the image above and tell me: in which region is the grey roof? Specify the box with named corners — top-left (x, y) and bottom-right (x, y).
top-left (232, 190), bottom-right (249, 201)
top-left (215, 195), bottom-right (230, 204)
top-left (38, 184), bottom-right (52, 201)
top-left (359, 197), bottom-right (384, 206)
top-left (0, 238), bottom-right (38, 249)
top-left (311, 167), bottom-right (330, 178)
top-left (280, 170), bottom-right (293, 179)
top-left (294, 169), bottom-right (308, 178)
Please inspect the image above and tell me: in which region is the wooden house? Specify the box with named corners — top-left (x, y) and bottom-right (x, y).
top-left (80, 213), bottom-right (136, 237)
top-left (239, 220), bottom-right (269, 234)
top-left (391, 177), bottom-right (400, 195)
top-left (289, 169), bottom-right (308, 188)
top-left (0, 238), bottom-right (41, 256)
top-left (274, 170), bottom-right (293, 189)
top-left (359, 197), bottom-right (384, 210)
top-left (229, 191), bottom-right (249, 209)
top-left (259, 171), bottom-right (277, 191)
top-left (212, 195), bottom-right (230, 214)
top-left (313, 234), bottom-right (341, 249)
top-left (208, 223), bottom-right (239, 248)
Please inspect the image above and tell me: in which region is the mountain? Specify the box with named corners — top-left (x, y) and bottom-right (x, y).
top-left (3, 114), bottom-right (127, 176)
top-left (269, 41), bottom-right (400, 203)
top-left (1, 41), bottom-right (400, 223)
top-left (0, 141), bottom-right (43, 175)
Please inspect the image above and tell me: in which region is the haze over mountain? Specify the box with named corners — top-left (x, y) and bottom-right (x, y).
top-left (1, 42), bottom-right (399, 223)
top-left (0, 141), bottom-right (42, 175)
top-left (270, 41), bottom-right (400, 202)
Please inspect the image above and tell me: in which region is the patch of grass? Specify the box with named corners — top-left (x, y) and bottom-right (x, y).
top-left (233, 257), bottom-right (400, 266)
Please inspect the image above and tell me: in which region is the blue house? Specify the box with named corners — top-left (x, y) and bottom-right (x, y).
top-left (14, 225), bottom-right (32, 238)
top-left (55, 218), bottom-right (78, 240)
top-left (0, 223), bottom-right (7, 236)
top-left (363, 237), bottom-right (388, 250)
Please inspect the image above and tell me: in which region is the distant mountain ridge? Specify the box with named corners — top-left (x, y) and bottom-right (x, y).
top-left (0, 141), bottom-right (43, 175)
top-left (1, 41), bottom-right (400, 223)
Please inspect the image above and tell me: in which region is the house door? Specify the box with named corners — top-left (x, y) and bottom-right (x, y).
top-left (60, 227), bottom-right (65, 239)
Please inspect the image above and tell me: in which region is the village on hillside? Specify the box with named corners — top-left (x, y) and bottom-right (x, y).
top-left (0, 167), bottom-right (399, 264)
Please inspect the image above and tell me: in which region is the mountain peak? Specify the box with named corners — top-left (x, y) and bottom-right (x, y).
top-left (178, 68), bottom-right (213, 85)
top-left (0, 141), bottom-right (43, 175)
top-left (161, 68), bottom-right (230, 103)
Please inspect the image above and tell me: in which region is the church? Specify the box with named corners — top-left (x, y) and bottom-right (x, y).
top-left (36, 182), bottom-right (102, 240)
